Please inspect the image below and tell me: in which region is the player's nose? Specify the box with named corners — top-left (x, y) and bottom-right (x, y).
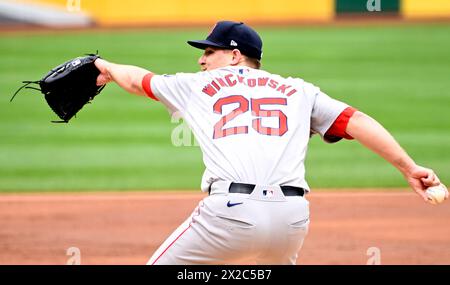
top-left (198, 55), bottom-right (206, 66)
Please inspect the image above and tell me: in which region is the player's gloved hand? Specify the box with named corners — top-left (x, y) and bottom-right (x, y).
top-left (404, 165), bottom-right (443, 201)
top-left (94, 58), bottom-right (113, 86)
top-left (11, 53), bottom-right (106, 123)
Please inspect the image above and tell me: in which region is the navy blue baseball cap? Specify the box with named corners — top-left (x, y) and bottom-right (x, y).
top-left (187, 21), bottom-right (263, 60)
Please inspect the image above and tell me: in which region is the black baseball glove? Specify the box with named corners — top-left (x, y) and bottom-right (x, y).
top-left (11, 54), bottom-right (105, 123)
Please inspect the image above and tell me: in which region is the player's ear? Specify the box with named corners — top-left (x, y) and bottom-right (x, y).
top-left (230, 49), bottom-right (244, 65)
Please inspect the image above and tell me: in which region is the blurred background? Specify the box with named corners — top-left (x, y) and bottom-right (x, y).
top-left (0, 0), bottom-right (449, 192)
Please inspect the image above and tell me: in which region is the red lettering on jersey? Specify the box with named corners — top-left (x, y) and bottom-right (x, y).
top-left (202, 84), bottom-right (217, 96)
top-left (247, 78), bottom-right (256, 87)
top-left (211, 80), bottom-right (221, 91)
top-left (268, 79), bottom-right (278, 89)
top-left (276, 84), bottom-right (291, 94)
top-left (216, 77), bottom-right (228, 87)
top-left (286, 89), bottom-right (297, 97)
top-left (224, 74), bottom-right (237, 87)
top-left (237, 75), bottom-right (245, 84)
top-left (258, 77), bottom-right (269, 86)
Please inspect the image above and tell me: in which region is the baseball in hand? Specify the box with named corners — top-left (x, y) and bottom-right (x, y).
top-left (425, 184), bottom-right (448, 205)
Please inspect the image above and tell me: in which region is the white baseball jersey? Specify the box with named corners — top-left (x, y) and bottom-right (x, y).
top-left (143, 66), bottom-right (350, 192)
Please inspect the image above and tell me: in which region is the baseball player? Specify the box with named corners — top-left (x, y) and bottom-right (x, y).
top-left (94, 21), bottom-right (446, 264)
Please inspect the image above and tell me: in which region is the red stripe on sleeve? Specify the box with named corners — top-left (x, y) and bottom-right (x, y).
top-left (325, 107), bottom-right (357, 140)
top-left (142, 73), bottom-right (159, 101)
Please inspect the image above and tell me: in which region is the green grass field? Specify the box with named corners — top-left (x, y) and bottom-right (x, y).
top-left (1, 23), bottom-right (449, 192)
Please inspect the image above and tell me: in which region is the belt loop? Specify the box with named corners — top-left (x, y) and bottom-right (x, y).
top-left (209, 181), bottom-right (232, 196)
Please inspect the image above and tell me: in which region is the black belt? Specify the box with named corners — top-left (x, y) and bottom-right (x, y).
top-left (227, 182), bottom-right (305, 196)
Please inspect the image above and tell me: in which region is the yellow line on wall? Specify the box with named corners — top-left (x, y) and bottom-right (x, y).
top-left (402, 0), bottom-right (450, 19)
top-left (18, 0), bottom-right (334, 26)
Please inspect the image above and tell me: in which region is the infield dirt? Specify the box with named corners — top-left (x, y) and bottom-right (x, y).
top-left (0, 190), bottom-right (449, 265)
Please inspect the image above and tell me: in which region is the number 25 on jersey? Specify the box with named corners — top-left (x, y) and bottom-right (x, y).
top-left (213, 95), bottom-right (288, 139)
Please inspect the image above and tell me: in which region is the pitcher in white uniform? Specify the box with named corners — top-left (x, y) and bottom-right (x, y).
top-left (94, 21), bottom-right (445, 264)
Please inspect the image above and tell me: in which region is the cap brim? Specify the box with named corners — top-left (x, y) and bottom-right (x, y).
top-left (187, 40), bottom-right (228, 50)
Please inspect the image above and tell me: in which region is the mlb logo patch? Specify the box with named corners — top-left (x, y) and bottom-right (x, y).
top-left (263, 190), bottom-right (274, 197)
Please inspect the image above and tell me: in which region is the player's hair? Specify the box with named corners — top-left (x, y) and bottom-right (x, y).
top-left (244, 56), bottom-right (261, 69)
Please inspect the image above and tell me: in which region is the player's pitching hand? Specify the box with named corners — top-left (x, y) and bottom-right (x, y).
top-left (94, 58), bottom-right (113, 86)
top-left (404, 165), bottom-right (445, 202)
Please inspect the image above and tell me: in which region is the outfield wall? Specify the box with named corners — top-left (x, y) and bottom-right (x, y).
top-left (402, 0), bottom-right (450, 19)
top-left (18, 0), bottom-right (333, 26)
top-left (12, 0), bottom-right (450, 26)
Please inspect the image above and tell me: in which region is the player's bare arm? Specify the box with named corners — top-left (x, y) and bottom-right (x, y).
top-left (345, 111), bottom-right (446, 201)
top-left (94, 58), bottom-right (150, 96)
